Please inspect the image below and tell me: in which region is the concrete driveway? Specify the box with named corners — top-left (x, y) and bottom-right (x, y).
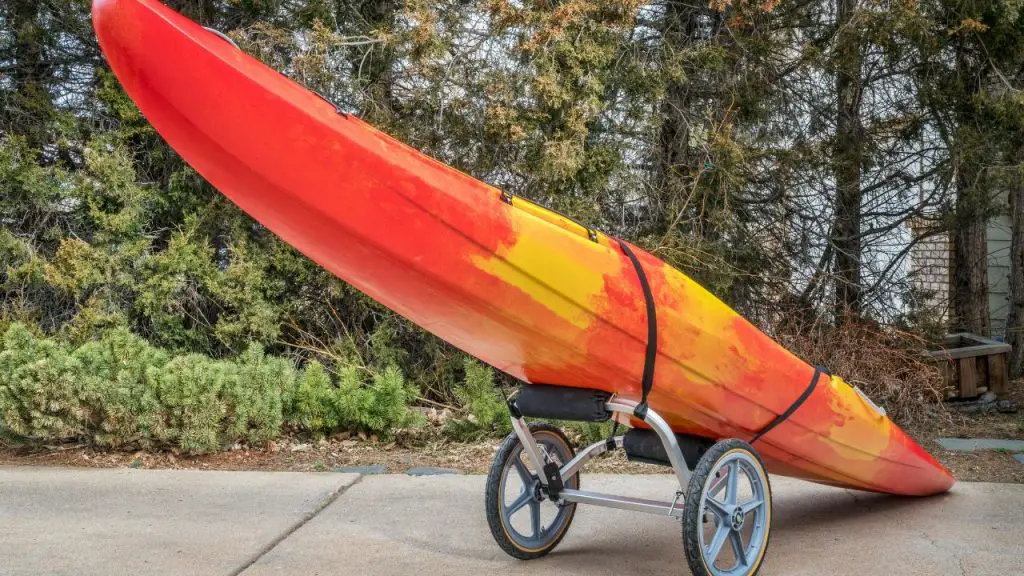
top-left (1, 467), bottom-right (1021, 575)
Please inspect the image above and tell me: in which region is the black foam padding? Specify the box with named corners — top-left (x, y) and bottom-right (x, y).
top-left (514, 385), bottom-right (612, 422)
top-left (622, 428), bottom-right (714, 469)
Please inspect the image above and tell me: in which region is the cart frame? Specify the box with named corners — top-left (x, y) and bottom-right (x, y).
top-left (511, 396), bottom-right (690, 517)
top-left (489, 389), bottom-right (774, 576)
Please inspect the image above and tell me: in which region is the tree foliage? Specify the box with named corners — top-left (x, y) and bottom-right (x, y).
top-left (3, 0), bottom-right (1024, 439)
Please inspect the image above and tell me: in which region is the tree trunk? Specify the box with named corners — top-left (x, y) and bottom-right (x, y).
top-left (832, 0), bottom-right (864, 323)
top-left (652, 0), bottom-right (699, 235)
top-left (352, 0), bottom-right (398, 123)
top-left (949, 49), bottom-right (991, 336)
top-left (1007, 173), bottom-right (1024, 376)
top-left (951, 197), bottom-right (991, 335)
top-left (4, 0), bottom-right (50, 148)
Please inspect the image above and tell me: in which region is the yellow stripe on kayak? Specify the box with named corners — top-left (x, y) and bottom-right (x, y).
top-left (471, 219), bottom-right (616, 329)
top-left (823, 376), bottom-right (893, 461)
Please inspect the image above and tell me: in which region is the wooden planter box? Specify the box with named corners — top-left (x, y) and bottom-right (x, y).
top-left (924, 333), bottom-right (1011, 399)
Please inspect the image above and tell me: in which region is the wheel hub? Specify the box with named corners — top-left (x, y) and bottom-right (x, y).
top-left (730, 507), bottom-right (745, 531)
top-left (533, 481), bottom-right (546, 502)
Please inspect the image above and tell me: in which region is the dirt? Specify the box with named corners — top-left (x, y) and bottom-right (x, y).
top-left (3, 383), bottom-right (1022, 485)
top-left (0, 435), bottom-right (653, 475)
top-left (904, 379), bottom-right (1024, 485)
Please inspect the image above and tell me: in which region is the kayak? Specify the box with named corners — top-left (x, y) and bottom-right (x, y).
top-left (92, 0), bottom-right (954, 496)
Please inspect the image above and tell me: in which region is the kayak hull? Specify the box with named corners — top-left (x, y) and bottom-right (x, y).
top-left (93, 0), bottom-right (954, 496)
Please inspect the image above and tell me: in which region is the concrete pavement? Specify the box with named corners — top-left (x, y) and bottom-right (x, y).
top-left (0, 468), bottom-right (358, 576)
top-left (1, 467), bottom-right (1022, 575)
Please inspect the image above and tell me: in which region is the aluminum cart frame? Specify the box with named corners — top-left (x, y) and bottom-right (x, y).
top-left (484, 387), bottom-right (773, 576)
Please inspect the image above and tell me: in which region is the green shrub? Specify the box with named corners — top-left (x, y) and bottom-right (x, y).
top-left (288, 360), bottom-right (338, 434)
top-left (288, 361), bottom-right (422, 438)
top-left (331, 364), bottom-right (422, 436)
top-left (146, 348), bottom-right (293, 454)
top-left (353, 364), bottom-right (422, 434)
top-left (0, 324), bottom-right (86, 441)
top-left (224, 344), bottom-right (294, 444)
top-left (72, 327), bottom-right (168, 448)
top-left (0, 323), bottom-right (421, 452)
top-left (148, 354), bottom-right (232, 454)
top-left (332, 365), bottom-right (367, 429)
top-left (445, 359), bottom-right (511, 440)
top-left (557, 420), bottom-right (615, 445)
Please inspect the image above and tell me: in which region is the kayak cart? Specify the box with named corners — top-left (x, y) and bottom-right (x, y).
top-left (484, 385), bottom-right (772, 576)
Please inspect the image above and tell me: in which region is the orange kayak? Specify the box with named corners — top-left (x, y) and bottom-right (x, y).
top-left (93, 0), bottom-right (953, 496)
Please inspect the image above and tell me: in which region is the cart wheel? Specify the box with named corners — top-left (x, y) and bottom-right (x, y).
top-left (682, 439), bottom-right (772, 576)
top-left (485, 423), bottom-right (579, 560)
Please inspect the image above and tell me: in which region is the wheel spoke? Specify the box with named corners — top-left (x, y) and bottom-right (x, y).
top-left (513, 454), bottom-right (533, 484)
top-left (739, 498), bottom-right (763, 515)
top-left (708, 467), bottom-right (728, 499)
top-left (726, 461), bottom-right (740, 506)
top-left (730, 529), bottom-right (748, 567)
top-left (705, 495), bottom-right (730, 519)
top-left (506, 490), bottom-right (533, 516)
top-left (529, 501), bottom-right (542, 538)
top-left (705, 522), bottom-right (730, 565)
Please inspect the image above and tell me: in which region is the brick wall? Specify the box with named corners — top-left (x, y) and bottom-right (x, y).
top-left (908, 219), bottom-right (950, 318)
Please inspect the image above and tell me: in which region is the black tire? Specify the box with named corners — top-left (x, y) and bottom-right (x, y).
top-left (485, 423), bottom-right (579, 560)
top-left (682, 439), bottom-right (772, 576)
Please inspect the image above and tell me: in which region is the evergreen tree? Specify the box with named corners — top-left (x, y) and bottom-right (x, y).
top-left (3, 0), bottom-right (1024, 403)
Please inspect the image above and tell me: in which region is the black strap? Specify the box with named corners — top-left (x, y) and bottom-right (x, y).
top-left (750, 366), bottom-right (829, 444)
top-left (617, 240), bottom-right (657, 420)
top-left (606, 420), bottom-right (620, 450)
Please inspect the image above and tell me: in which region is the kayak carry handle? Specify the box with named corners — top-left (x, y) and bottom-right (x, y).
top-left (202, 25), bottom-right (349, 117)
top-left (202, 26), bottom-right (240, 50)
top-left (498, 191), bottom-right (599, 243)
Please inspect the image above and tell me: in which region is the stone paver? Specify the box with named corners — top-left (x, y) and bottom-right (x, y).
top-left (936, 438), bottom-right (1024, 452)
top-left (406, 467), bottom-right (459, 476)
top-left (334, 465), bottom-right (388, 474)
